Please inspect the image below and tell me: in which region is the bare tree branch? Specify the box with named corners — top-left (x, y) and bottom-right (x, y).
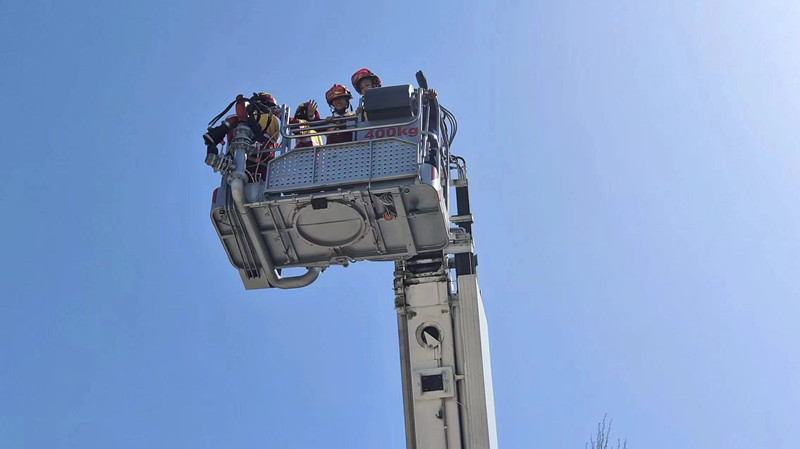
top-left (586, 414), bottom-right (628, 449)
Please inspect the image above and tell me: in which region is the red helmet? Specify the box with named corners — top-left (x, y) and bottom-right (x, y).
top-left (351, 68), bottom-right (381, 94)
top-left (256, 92), bottom-right (277, 107)
top-left (325, 84), bottom-right (353, 105)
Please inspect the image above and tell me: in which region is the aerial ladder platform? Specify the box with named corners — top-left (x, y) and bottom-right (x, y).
top-left (205, 73), bottom-right (498, 448)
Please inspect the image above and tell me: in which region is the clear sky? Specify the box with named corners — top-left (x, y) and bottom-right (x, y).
top-left (2, 0), bottom-right (799, 448)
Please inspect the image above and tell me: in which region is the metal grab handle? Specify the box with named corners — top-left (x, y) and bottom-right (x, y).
top-left (286, 115), bottom-right (356, 128)
top-left (279, 113), bottom-right (422, 140)
top-left (280, 115), bottom-right (358, 140)
top-left (278, 88), bottom-right (426, 140)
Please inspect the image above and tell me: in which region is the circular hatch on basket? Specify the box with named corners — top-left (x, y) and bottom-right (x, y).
top-left (293, 200), bottom-right (367, 248)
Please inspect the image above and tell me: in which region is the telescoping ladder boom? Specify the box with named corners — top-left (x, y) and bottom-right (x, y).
top-left (206, 76), bottom-right (497, 448)
top-left (394, 168), bottom-right (498, 448)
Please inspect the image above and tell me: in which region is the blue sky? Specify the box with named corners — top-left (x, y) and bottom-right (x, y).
top-left (2, 0), bottom-right (799, 447)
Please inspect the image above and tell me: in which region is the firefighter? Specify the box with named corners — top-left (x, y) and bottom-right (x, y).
top-left (351, 68), bottom-right (381, 95)
top-left (322, 84), bottom-right (356, 145)
top-left (351, 68), bottom-right (383, 120)
top-left (351, 67), bottom-right (438, 103)
top-left (203, 92), bottom-right (281, 182)
top-left (290, 101), bottom-right (324, 149)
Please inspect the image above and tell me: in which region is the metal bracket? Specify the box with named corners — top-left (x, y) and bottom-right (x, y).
top-left (445, 231), bottom-right (474, 255)
top-left (205, 153), bottom-right (234, 174)
top-left (450, 214), bottom-right (474, 225)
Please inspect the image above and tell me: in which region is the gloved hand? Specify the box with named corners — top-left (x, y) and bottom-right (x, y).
top-left (204, 122), bottom-right (230, 146)
top-left (423, 89), bottom-right (438, 101)
top-left (307, 100), bottom-right (317, 120)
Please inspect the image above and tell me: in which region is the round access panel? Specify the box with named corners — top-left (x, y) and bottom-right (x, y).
top-left (293, 201), bottom-right (368, 248)
top-left (416, 322), bottom-right (444, 349)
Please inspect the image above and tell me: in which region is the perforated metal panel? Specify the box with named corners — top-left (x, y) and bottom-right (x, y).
top-left (371, 140), bottom-right (418, 178)
top-left (265, 139), bottom-right (418, 192)
top-left (265, 149), bottom-right (316, 189)
top-left (315, 144), bottom-right (371, 184)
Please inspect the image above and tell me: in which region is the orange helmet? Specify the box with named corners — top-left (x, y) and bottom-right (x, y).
top-left (325, 84), bottom-right (353, 106)
top-left (351, 68), bottom-right (381, 94)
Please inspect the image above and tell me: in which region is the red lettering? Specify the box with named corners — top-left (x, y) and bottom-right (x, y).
top-left (364, 127), bottom-right (419, 140)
